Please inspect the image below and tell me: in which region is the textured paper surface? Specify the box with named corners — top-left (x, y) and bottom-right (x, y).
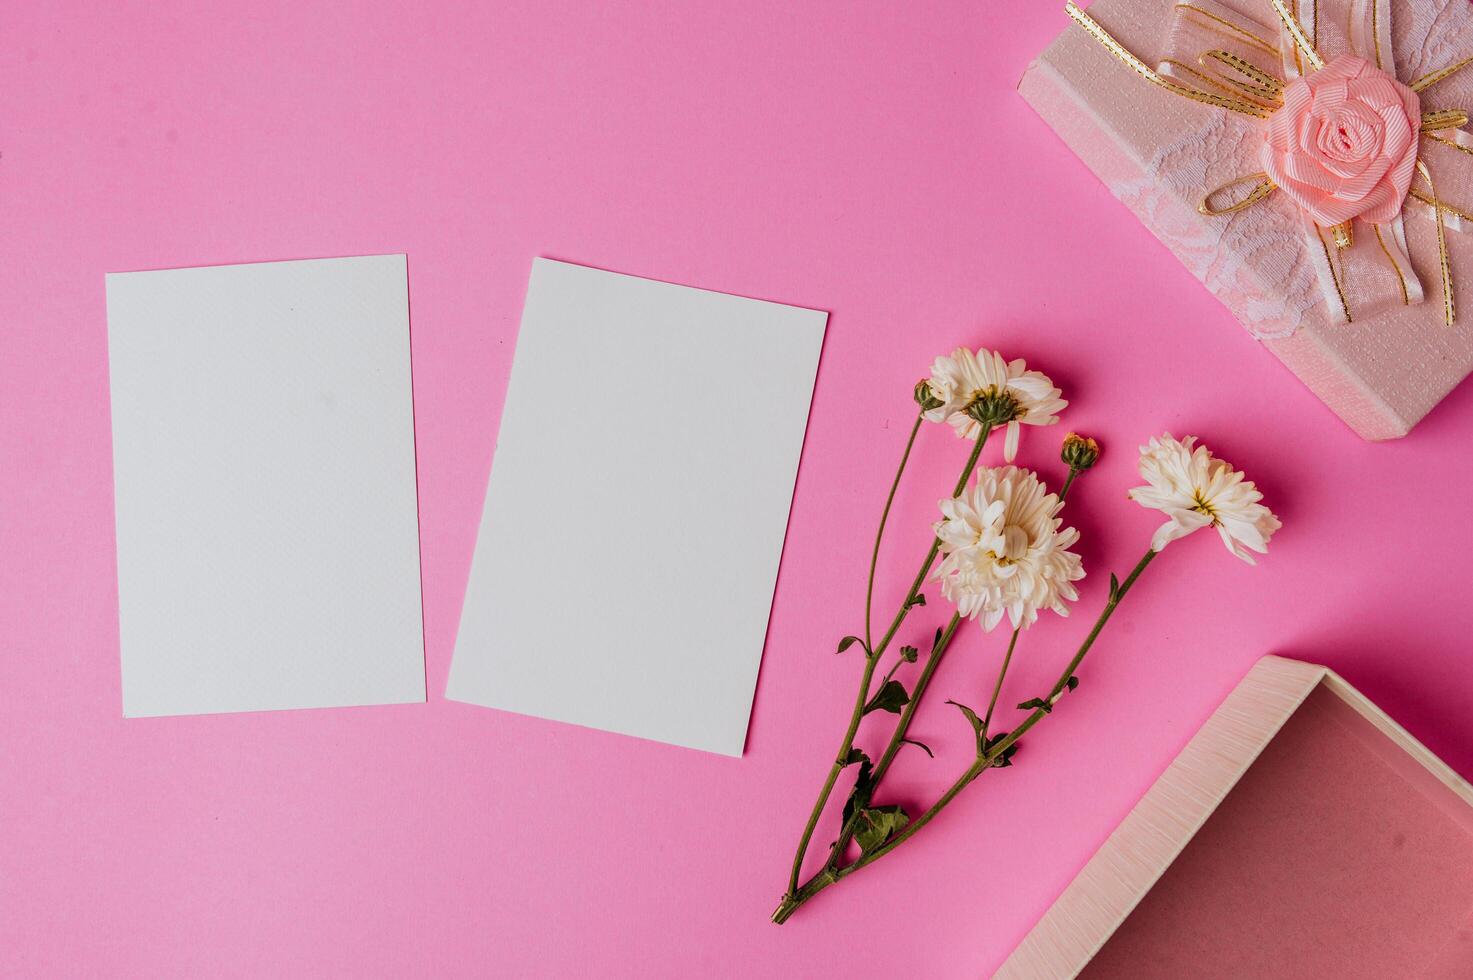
top-left (107, 255), bottom-right (426, 717)
top-left (448, 258), bottom-right (826, 756)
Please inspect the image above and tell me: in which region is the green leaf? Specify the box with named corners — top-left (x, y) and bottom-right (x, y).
top-left (853, 804), bottom-right (910, 854)
top-left (863, 680), bottom-right (910, 716)
top-left (1109, 573), bottom-right (1120, 601)
top-left (948, 699), bottom-right (985, 754)
top-left (898, 645), bottom-right (919, 663)
top-left (949, 699), bottom-right (983, 735)
top-left (905, 593), bottom-right (926, 610)
top-left (900, 737), bottom-right (934, 759)
top-left (1016, 697), bottom-right (1053, 714)
top-left (842, 748), bottom-right (869, 767)
top-left (836, 635), bottom-right (864, 655)
top-left (842, 758), bottom-right (876, 824)
top-left (985, 731), bottom-right (1019, 768)
top-left (1065, 676), bottom-right (1080, 692)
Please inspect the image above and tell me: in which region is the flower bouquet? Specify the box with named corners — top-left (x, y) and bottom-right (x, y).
top-left (772, 348), bottom-right (1281, 923)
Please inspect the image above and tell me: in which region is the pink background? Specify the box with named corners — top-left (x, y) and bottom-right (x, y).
top-left (6, 1), bottom-right (1473, 976)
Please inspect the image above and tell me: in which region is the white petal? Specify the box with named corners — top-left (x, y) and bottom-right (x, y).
top-left (929, 463), bottom-right (1082, 627)
top-left (1218, 523), bottom-right (1258, 564)
top-left (1151, 509), bottom-right (1211, 552)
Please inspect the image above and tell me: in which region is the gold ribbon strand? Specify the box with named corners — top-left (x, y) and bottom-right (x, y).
top-left (1423, 108), bottom-right (1471, 132)
top-left (1269, 0), bottom-right (1326, 70)
top-left (1199, 172), bottom-right (1278, 214)
top-left (1063, 2), bottom-right (1273, 117)
top-left (1412, 54), bottom-right (1473, 93)
top-left (1201, 49), bottom-right (1285, 101)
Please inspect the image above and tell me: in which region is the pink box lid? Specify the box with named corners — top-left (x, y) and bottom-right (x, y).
top-left (996, 655), bottom-right (1473, 977)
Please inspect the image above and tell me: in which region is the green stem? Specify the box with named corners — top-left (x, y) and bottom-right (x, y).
top-left (825, 612), bottom-right (963, 867)
top-left (866, 550), bottom-right (1160, 869)
top-left (1059, 465), bottom-right (1081, 503)
top-left (865, 414), bottom-right (924, 652)
top-left (774, 547), bottom-right (1160, 923)
top-left (813, 428), bottom-right (990, 870)
top-left (784, 654), bottom-right (880, 898)
top-left (781, 422), bottom-right (991, 899)
top-left (869, 422), bottom-right (989, 664)
top-left (874, 654), bottom-right (906, 693)
top-left (975, 464), bottom-right (1083, 738)
top-left (867, 423), bottom-right (989, 662)
top-left (873, 613), bottom-right (962, 781)
top-left (981, 628), bottom-right (1020, 739)
top-left (1046, 549), bottom-right (1156, 703)
top-left (974, 466), bottom-right (1083, 741)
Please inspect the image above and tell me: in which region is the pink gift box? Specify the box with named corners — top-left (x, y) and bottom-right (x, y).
top-left (1020, 0), bottom-right (1473, 439)
top-left (997, 656), bottom-right (1473, 977)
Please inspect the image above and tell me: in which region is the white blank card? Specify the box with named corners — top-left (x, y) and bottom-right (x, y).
top-left (107, 255), bottom-right (426, 717)
top-left (448, 259), bottom-right (826, 755)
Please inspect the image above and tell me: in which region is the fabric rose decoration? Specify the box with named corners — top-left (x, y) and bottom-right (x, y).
top-left (1260, 55), bottom-right (1420, 227)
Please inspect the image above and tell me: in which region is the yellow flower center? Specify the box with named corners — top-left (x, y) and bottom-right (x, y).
top-left (1192, 490), bottom-right (1221, 525)
top-left (986, 525), bottom-right (1030, 565)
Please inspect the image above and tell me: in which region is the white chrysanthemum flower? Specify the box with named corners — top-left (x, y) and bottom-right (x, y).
top-left (932, 466), bottom-right (1084, 631)
top-left (1128, 434), bottom-right (1281, 564)
top-left (922, 348), bottom-right (1066, 462)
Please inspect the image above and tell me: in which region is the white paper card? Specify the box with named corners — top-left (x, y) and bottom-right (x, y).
top-left (107, 255), bottom-right (426, 717)
top-left (448, 259), bottom-right (826, 755)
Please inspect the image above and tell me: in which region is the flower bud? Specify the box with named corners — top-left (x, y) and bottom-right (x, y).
top-left (964, 388), bottom-right (1023, 427)
top-left (1061, 433), bottom-right (1101, 471)
top-left (913, 379), bottom-right (944, 413)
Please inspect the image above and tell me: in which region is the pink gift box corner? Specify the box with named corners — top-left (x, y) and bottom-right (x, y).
top-left (1019, 0), bottom-right (1473, 440)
